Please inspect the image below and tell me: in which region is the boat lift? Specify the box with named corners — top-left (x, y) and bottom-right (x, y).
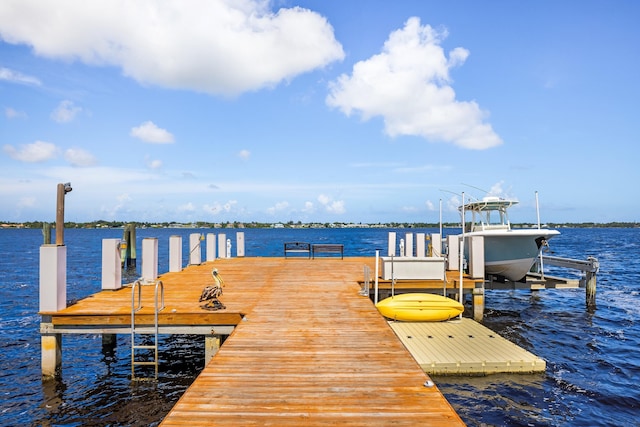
top-left (485, 254), bottom-right (599, 308)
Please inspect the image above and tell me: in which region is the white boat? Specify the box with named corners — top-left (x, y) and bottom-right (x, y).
top-left (459, 196), bottom-right (559, 281)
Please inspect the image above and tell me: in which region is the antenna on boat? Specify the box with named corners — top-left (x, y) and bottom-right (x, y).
top-left (461, 183), bottom-right (489, 201)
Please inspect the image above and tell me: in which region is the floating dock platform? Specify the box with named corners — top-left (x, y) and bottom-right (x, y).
top-left (389, 318), bottom-right (546, 375)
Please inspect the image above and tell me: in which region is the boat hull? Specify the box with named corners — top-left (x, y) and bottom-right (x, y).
top-left (466, 229), bottom-right (559, 281)
top-left (376, 293), bottom-right (464, 322)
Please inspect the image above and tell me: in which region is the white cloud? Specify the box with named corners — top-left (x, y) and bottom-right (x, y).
top-left (301, 201), bottom-right (315, 213)
top-left (3, 140), bottom-right (58, 162)
top-left (0, 66), bottom-right (41, 86)
top-left (205, 200), bottom-right (238, 215)
top-left (446, 196), bottom-right (461, 213)
top-left (17, 196), bottom-right (36, 208)
top-left (146, 158), bottom-right (163, 169)
top-left (65, 148), bottom-right (97, 166)
top-left (117, 193), bottom-right (132, 203)
top-left (327, 17), bottom-right (502, 150)
top-left (326, 200), bottom-right (345, 214)
top-left (0, 0), bottom-right (344, 96)
top-left (238, 149), bottom-right (251, 160)
top-left (130, 121), bottom-right (175, 143)
top-left (5, 107), bottom-right (27, 119)
top-left (51, 100), bottom-right (82, 123)
top-left (178, 202), bottom-right (196, 213)
top-left (266, 201), bottom-right (289, 215)
top-left (317, 194), bottom-right (345, 214)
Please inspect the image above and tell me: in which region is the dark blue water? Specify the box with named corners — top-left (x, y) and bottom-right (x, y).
top-left (0, 227), bottom-right (638, 426)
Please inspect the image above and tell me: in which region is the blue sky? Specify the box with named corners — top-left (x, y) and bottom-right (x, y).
top-left (1, 1), bottom-right (638, 224)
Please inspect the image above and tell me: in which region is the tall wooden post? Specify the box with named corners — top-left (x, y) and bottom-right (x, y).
top-left (55, 182), bottom-right (72, 246)
top-left (55, 183), bottom-right (65, 245)
top-left (43, 223), bottom-right (51, 244)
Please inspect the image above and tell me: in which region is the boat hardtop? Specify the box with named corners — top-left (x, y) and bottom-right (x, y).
top-left (460, 196), bottom-right (518, 233)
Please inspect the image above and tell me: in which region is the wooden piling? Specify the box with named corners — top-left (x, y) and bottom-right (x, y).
top-left (41, 330), bottom-right (61, 379)
top-left (122, 224), bottom-right (137, 269)
top-left (204, 335), bottom-right (221, 365)
top-left (586, 270), bottom-right (596, 309)
top-left (42, 223), bottom-right (51, 245)
top-left (55, 183), bottom-right (65, 246)
top-left (473, 286), bottom-right (485, 322)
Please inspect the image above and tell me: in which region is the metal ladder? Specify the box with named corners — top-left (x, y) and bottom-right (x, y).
top-left (131, 279), bottom-right (165, 380)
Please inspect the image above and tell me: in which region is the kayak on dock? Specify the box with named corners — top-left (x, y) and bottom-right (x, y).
top-left (376, 293), bottom-right (463, 322)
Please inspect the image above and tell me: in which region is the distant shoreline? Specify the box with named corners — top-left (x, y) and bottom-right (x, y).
top-left (2, 220), bottom-right (638, 230)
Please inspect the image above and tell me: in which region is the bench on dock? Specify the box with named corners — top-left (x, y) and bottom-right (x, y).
top-left (312, 244), bottom-right (344, 259)
top-left (284, 242), bottom-right (311, 258)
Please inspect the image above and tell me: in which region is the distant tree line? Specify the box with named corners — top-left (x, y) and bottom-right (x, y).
top-left (2, 220), bottom-right (639, 229)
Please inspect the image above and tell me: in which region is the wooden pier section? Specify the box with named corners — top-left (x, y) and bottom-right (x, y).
top-left (42, 257), bottom-right (464, 426)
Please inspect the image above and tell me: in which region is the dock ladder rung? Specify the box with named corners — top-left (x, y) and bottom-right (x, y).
top-left (130, 279), bottom-right (165, 381)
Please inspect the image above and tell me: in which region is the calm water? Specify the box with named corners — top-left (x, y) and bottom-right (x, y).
top-left (0, 227), bottom-right (638, 426)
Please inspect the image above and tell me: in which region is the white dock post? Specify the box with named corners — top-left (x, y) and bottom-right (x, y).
top-left (218, 233), bottom-right (227, 258)
top-left (405, 233), bottom-right (413, 257)
top-left (206, 233), bottom-right (216, 262)
top-left (226, 238), bottom-right (232, 258)
top-left (169, 235), bottom-right (182, 272)
top-left (431, 233), bottom-right (442, 257)
top-left (416, 233), bottom-right (425, 257)
top-left (39, 245), bottom-right (67, 312)
top-left (101, 239), bottom-right (122, 290)
top-left (189, 233), bottom-right (202, 265)
top-left (236, 232), bottom-right (245, 257)
top-left (467, 236), bottom-right (485, 279)
top-left (388, 232), bottom-right (396, 256)
top-left (447, 235), bottom-right (459, 270)
top-left (141, 238), bottom-right (158, 282)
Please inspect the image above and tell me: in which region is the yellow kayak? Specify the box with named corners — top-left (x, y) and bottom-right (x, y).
top-left (376, 293), bottom-right (463, 322)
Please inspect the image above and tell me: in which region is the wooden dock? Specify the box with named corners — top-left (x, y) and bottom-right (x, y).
top-left (42, 257), bottom-right (464, 426)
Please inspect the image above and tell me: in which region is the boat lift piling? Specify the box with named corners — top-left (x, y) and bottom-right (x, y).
top-left (121, 224), bottom-right (137, 269)
top-left (535, 255), bottom-right (600, 308)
